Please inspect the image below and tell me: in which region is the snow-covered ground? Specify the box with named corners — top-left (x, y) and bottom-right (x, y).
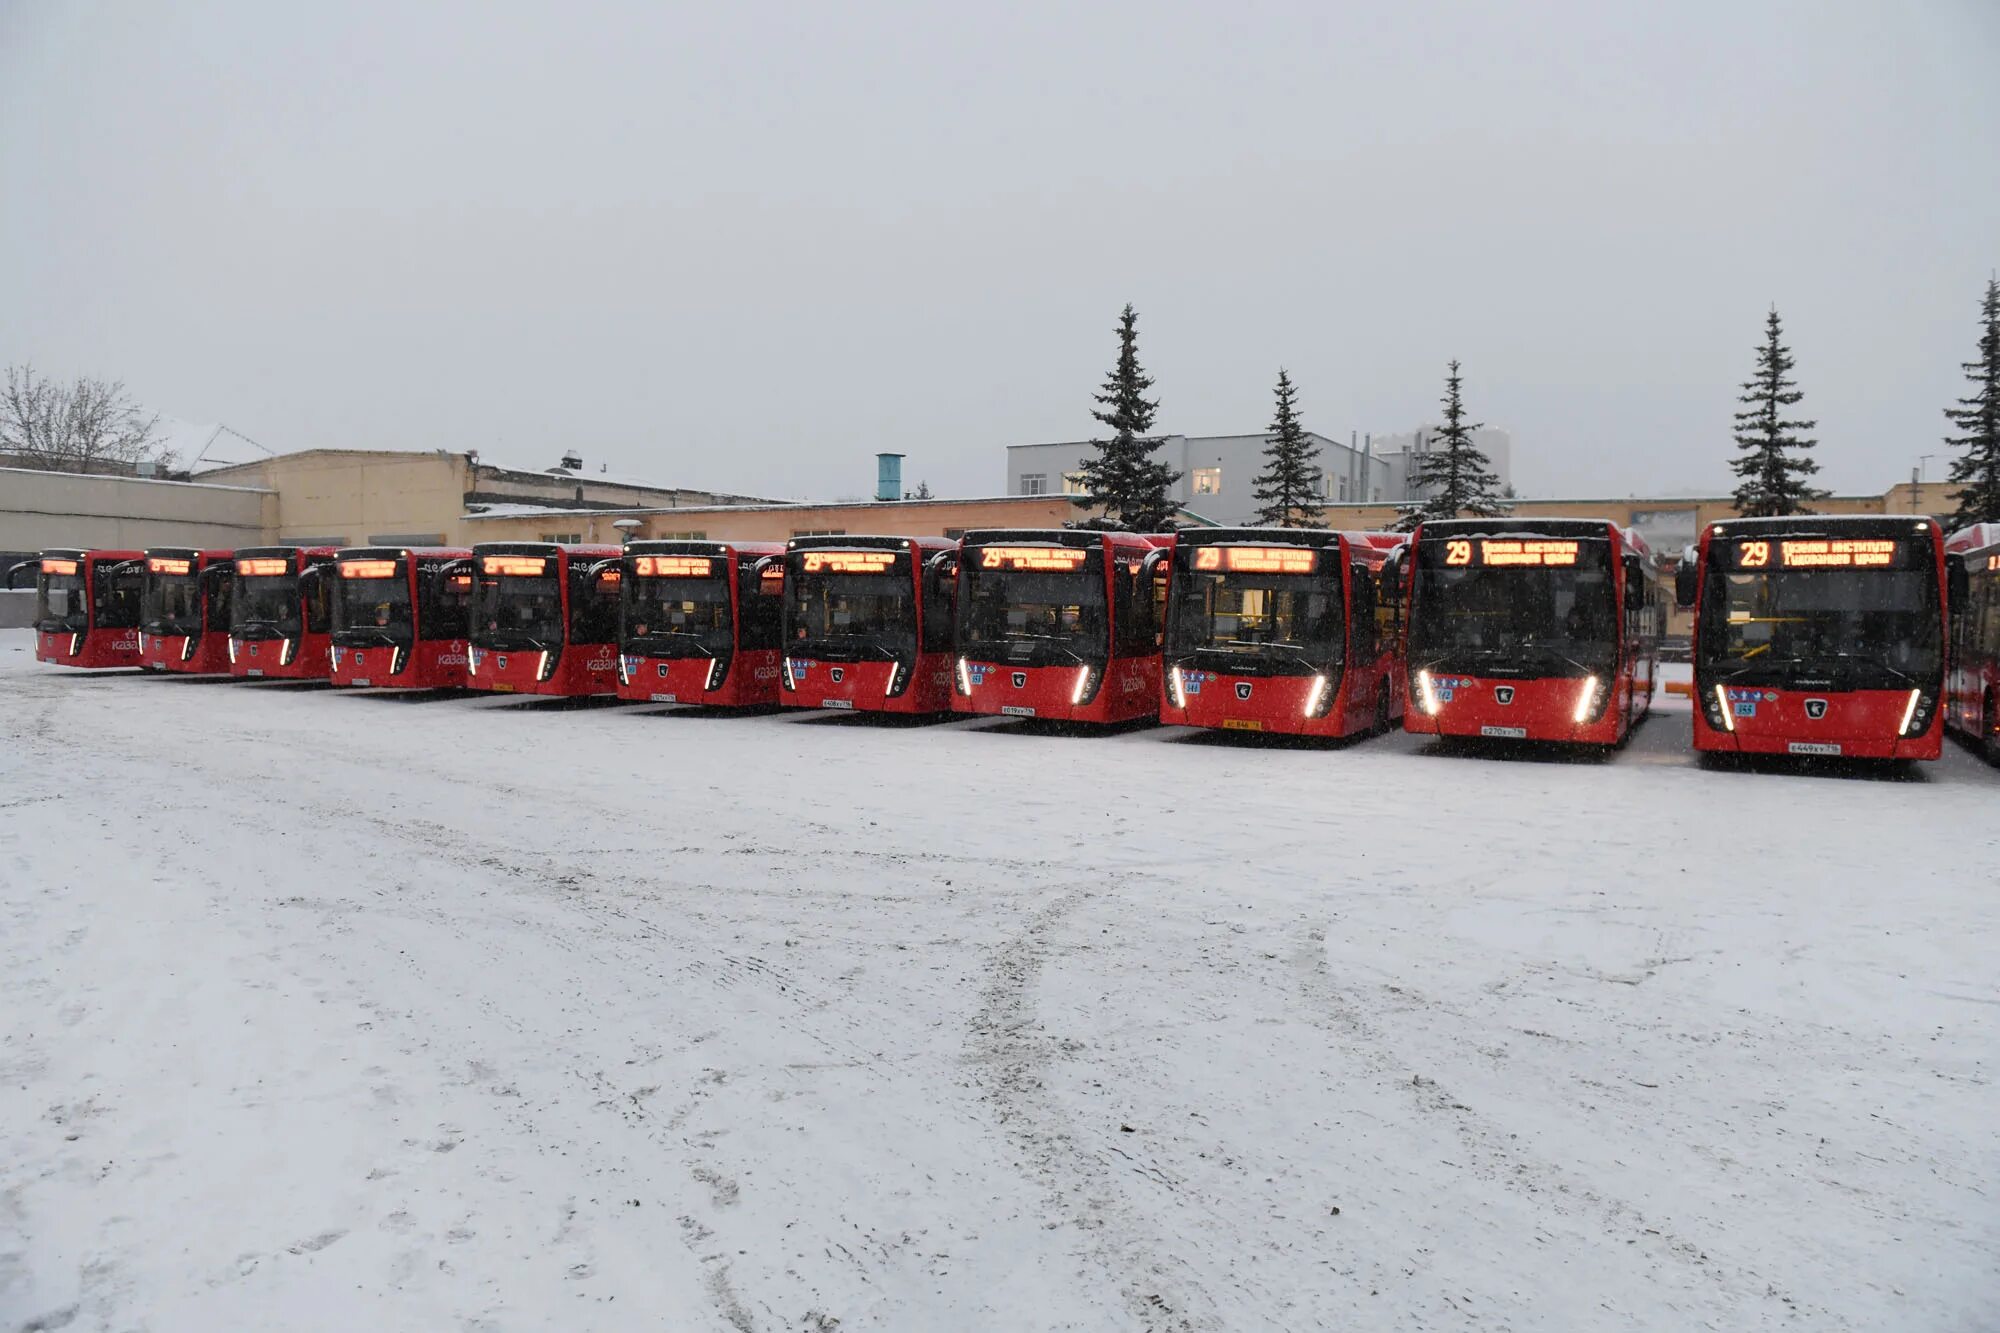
top-left (3, 629), bottom-right (1995, 1332)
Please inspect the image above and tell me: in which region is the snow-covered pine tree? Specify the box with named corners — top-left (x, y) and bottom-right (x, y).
top-left (1394, 360), bottom-right (1508, 531)
top-left (1251, 369), bottom-right (1325, 528)
top-left (1071, 304), bottom-right (1180, 531)
top-left (1945, 277), bottom-right (2000, 528)
top-left (1730, 307), bottom-right (1825, 517)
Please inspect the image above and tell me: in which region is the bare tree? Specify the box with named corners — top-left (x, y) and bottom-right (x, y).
top-left (1, 364), bottom-right (172, 474)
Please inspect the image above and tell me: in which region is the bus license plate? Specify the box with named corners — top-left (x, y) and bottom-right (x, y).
top-left (1788, 741), bottom-right (1841, 756)
top-left (1001, 705), bottom-right (1036, 717)
top-left (1480, 725), bottom-right (1527, 739)
top-left (247, 669), bottom-right (264, 677)
top-left (821, 698), bottom-right (854, 709)
top-left (350, 678), bottom-right (370, 687)
top-left (1222, 719), bottom-right (1263, 731)
top-left (492, 683), bottom-right (515, 692)
top-left (651, 692), bottom-right (677, 703)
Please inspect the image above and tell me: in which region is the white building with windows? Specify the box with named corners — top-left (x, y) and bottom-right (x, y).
top-left (1005, 432), bottom-right (1393, 526)
top-left (1370, 427), bottom-right (1514, 503)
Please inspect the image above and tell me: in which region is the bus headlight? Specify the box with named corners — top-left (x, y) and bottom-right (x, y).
top-left (181, 635), bottom-right (198, 663)
top-left (1572, 675), bottom-right (1602, 724)
top-left (1415, 669), bottom-right (1440, 716)
top-left (1071, 665), bottom-right (1101, 706)
top-left (1305, 673), bottom-right (1333, 719)
top-left (782, 657), bottom-right (798, 691)
top-left (70, 632), bottom-right (84, 658)
top-left (1899, 688), bottom-right (1934, 737)
top-left (391, 644), bottom-right (407, 677)
top-left (617, 654), bottom-right (631, 686)
top-left (885, 659), bottom-right (910, 697)
top-left (227, 637), bottom-right (239, 664)
top-left (1709, 684), bottom-right (1735, 733)
top-left (706, 656), bottom-right (728, 692)
top-left (279, 638), bottom-right (296, 667)
top-left (1167, 665), bottom-right (1186, 710)
top-left (536, 649), bottom-right (554, 681)
top-left (955, 656), bottom-right (972, 696)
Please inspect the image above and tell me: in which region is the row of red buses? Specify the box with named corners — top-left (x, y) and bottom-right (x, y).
top-left (953, 529), bottom-right (1170, 724)
top-left (1678, 515), bottom-right (1948, 761)
top-left (329, 547), bottom-right (475, 689)
top-left (466, 542), bottom-right (623, 695)
top-left (138, 549), bottom-right (235, 673)
top-left (616, 540), bottom-right (788, 706)
top-left (8, 549), bottom-right (145, 668)
top-left (1402, 519), bottom-right (1661, 747)
top-left (1946, 524), bottom-right (2000, 763)
top-left (780, 536), bottom-right (958, 713)
top-left (1161, 528), bottom-right (1406, 738)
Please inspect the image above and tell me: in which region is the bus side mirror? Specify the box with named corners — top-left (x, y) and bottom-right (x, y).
top-left (1948, 555), bottom-right (1969, 611)
top-left (5, 559), bottom-right (34, 589)
top-left (1674, 557), bottom-right (1698, 610)
top-left (1139, 548), bottom-right (1171, 583)
top-left (924, 550), bottom-right (957, 580)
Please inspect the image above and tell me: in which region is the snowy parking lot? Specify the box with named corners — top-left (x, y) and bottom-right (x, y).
top-left (3, 628), bottom-right (1996, 1332)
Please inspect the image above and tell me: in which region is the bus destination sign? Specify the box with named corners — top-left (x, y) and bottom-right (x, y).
top-left (481, 555), bottom-right (551, 576)
top-left (1440, 538), bottom-right (1581, 568)
top-left (634, 555), bottom-right (715, 578)
top-left (147, 557), bottom-right (193, 575)
top-left (978, 546), bottom-right (1087, 571)
top-left (237, 557), bottom-right (291, 576)
top-left (1193, 546), bottom-right (1316, 574)
top-left (339, 559), bottom-right (399, 579)
top-left (1733, 538), bottom-right (1902, 570)
top-left (801, 551), bottom-right (897, 574)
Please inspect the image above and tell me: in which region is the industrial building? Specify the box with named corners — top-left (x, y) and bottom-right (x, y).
top-left (1005, 432), bottom-right (1395, 526)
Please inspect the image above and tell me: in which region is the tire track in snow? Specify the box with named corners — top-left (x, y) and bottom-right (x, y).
top-left (1286, 920), bottom-right (1815, 1320)
top-left (965, 885), bottom-right (1214, 1333)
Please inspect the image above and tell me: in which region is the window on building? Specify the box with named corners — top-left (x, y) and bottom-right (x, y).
top-left (539, 532), bottom-right (582, 544)
top-left (1336, 477), bottom-right (1349, 501)
top-left (791, 528), bottom-right (847, 538)
top-left (942, 528), bottom-right (966, 540)
top-left (1019, 473), bottom-right (1047, 496)
top-left (1062, 471), bottom-right (1090, 496)
top-left (654, 530), bottom-right (708, 540)
top-left (1191, 468), bottom-right (1222, 496)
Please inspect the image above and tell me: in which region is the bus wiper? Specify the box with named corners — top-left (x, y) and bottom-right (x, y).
top-left (999, 633), bottom-right (1088, 665)
top-left (341, 628), bottom-right (403, 646)
top-left (635, 630), bottom-right (717, 657)
top-left (1815, 651), bottom-right (1923, 688)
top-left (1515, 640), bottom-right (1598, 676)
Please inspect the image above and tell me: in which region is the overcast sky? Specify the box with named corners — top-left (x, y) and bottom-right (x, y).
top-left (3, 1), bottom-right (1996, 502)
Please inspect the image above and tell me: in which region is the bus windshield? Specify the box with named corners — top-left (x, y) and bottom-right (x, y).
top-left (1698, 560), bottom-right (1941, 688)
top-left (625, 559), bottom-right (733, 658)
top-left (234, 574), bottom-right (302, 639)
top-left (1410, 538), bottom-right (1616, 678)
top-left (332, 564), bottom-right (414, 646)
top-left (471, 558), bottom-right (564, 651)
top-left (1168, 550), bottom-right (1340, 675)
top-left (36, 566), bottom-right (89, 633)
top-left (142, 569), bottom-right (204, 636)
top-left (957, 547), bottom-right (1106, 666)
top-left (785, 551), bottom-right (914, 661)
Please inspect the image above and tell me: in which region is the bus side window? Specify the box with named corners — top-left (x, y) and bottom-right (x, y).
top-left (920, 558), bottom-right (956, 654)
top-left (304, 560), bottom-right (333, 634)
top-left (1349, 564), bottom-right (1377, 659)
top-left (570, 566), bottom-right (619, 644)
top-left (425, 566), bottom-right (472, 640)
top-left (738, 561), bottom-right (783, 651)
top-left (95, 563), bottom-right (143, 628)
top-left (1112, 560), bottom-right (1153, 658)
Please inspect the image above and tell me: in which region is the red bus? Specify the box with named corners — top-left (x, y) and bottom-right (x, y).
top-left (1946, 523), bottom-right (2000, 763)
top-left (1677, 515), bottom-right (1947, 761)
top-left (951, 530), bottom-right (1172, 724)
top-left (1161, 528), bottom-right (1406, 738)
top-left (328, 547), bottom-right (475, 688)
top-left (1403, 518), bottom-right (1661, 747)
top-left (7, 549), bottom-right (143, 668)
top-left (139, 548), bottom-right (235, 673)
top-left (228, 546), bottom-right (338, 679)
top-left (616, 540), bottom-right (787, 706)
top-left (466, 542), bottom-right (623, 695)
top-left (780, 535), bottom-right (957, 714)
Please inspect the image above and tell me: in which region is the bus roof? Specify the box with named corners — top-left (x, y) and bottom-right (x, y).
top-left (786, 534), bottom-right (956, 554)
top-left (959, 528), bottom-right (1169, 550)
top-left (626, 538), bottom-right (786, 558)
top-left (234, 544), bottom-right (342, 559)
top-left (145, 547), bottom-right (238, 561)
top-left (336, 546), bottom-right (472, 560)
top-left (1175, 527), bottom-right (1407, 552)
top-left (1702, 514), bottom-right (1939, 541)
top-left (38, 548), bottom-right (144, 562)
top-left (1945, 523), bottom-right (2000, 558)
top-left (469, 540), bottom-right (620, 558)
